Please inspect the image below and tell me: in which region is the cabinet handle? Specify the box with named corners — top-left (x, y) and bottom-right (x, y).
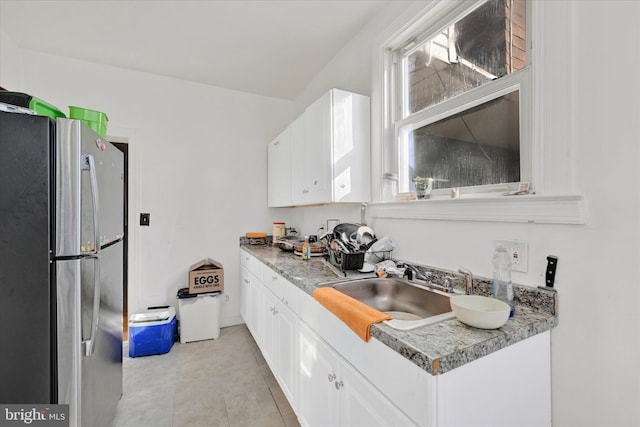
top-left (334, 380), bottom-right (344, 390)
top-left (327, 373), bottom-right (336, 382)
top-left (273, 308), bottom-right (278, 315)
top-left (340, 184), bottom-right (346, 189)
top-left (244, 278), bottom-right (250, 284)
top-left (272, 275), bottom-right (278, 281)
top-left (270, 307), bottom-right (275, 313)
top-left (302, 189), bottom-right (309, 194)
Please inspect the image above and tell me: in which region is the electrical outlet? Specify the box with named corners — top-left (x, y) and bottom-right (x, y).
top-left (495, 240), bottom-right (528, 273)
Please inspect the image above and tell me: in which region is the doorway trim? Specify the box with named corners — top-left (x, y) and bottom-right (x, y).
top-left (108, 128), bottom-right (141, 342)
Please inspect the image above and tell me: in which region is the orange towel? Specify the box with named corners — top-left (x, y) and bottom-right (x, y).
top-left (312, 287), bottom-right (392, 342)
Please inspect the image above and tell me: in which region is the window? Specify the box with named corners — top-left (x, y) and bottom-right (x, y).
top-left (386, 0), bottom-right (529, 197)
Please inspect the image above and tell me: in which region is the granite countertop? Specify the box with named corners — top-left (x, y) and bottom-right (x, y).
top-left (241, 244), bottom-right (558, 375)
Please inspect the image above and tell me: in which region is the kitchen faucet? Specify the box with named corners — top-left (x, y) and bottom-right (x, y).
top-left (458, 267), bottom-right (474, 295)
top-left (399, 262), bottom-right (431, 282)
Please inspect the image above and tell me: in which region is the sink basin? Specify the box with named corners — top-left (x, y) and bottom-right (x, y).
top-left (324, 277), bottom-right (455, 330)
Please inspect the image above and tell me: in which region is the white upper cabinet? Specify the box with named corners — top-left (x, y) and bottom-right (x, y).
top-left (269, 88), bottom-right (370, 207)
top-left (267, 127), bottom-right (292, 207)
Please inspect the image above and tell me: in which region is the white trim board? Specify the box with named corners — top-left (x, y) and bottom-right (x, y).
top-left (367, 194), bottom-right (587, 224)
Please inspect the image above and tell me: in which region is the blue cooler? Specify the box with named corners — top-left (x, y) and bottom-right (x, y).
top-left (128, 306), bottom-right (176, 357)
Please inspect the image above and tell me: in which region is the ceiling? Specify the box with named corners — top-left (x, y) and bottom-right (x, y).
top-left (0, 0), bottom-right (390, 100)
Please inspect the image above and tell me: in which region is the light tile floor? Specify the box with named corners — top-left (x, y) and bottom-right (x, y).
top-left (113, 324), bottom-right (300, 427)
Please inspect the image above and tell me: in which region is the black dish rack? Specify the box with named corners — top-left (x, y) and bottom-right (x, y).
top-left (326, 247), bottom-right (393, 272)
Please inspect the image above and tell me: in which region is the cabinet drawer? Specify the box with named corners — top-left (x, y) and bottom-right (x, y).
top-left (240, 251), bottom-right (262, 279)
top-left (262, 266), bottom-right (283, 296)
top-left (262, 267), bottom-right (300, 313)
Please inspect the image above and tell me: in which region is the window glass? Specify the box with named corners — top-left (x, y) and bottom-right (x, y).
top-left (399, 90), bottom-right (520, 192)
top-left (403, 0), bottom-right (526, 116)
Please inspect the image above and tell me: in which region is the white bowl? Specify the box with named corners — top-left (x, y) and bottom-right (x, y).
top-left (450, 295), bottom-right (510, 329)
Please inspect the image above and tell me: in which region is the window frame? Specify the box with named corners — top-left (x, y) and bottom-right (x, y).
top-left (369, 0), bottom-right (586, 224)
top-left (389, 0), bottom-right (531, 198)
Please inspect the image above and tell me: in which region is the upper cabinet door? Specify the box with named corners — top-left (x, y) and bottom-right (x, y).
top-left (300, 91), bottom-right (332, 205)
top-left (291, 114), bottom-right (310, 205)
top-left (331, 89), bottom-right (371, 203)
top-left (273, 88), bottom-right (371, 207)
top-left (267, 128), bottom-right (292, 207)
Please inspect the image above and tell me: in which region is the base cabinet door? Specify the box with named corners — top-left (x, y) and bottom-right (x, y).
top-left (298, 323), bottom-right (340, 427)
top-left (298, 322), bottom-right (413, 427)
top-left (257, 281), bottom-right (300, 415)
top-left (276, 301), bottom-right (298, 410)
top-left (239, 266), bottom-right (249, 325)
top-left (249, 274), bottom-right (263, 346)
top-left (240, 266), bottom-right (260, 338)
top-left (259, 286), bottom-right (278, 368)
top-left (338, 357), bottom-right (416, 427)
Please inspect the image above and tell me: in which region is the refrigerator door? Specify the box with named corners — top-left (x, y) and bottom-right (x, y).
top-left (56, 119), bottom-right (124, 258)
top-left (56, 118), bottom-right (123, 427)
top-left (57, 250), bottom-right (122, 427)
top-left (0, 112), bottom-right (55, 403)
top-left (80, 243), bottom-right (123, 427)
top-left (56, 258), bottom-right (82, 427)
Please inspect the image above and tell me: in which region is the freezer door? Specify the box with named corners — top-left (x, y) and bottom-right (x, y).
top-left (56, 119), bottom-right (124, 257)
top-left (79, 122), bottom-right (124, 251)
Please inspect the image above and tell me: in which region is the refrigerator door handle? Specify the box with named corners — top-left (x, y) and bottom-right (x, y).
top-left (81, 255), bottom-right (101, 357)
top-left (81, 154), bottom-right (101, 255)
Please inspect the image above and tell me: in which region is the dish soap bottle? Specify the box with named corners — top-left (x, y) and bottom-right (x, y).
top-left (302, 236), bottom-right (311, 260)
top-left (492, 245), bottom-right (515, 317)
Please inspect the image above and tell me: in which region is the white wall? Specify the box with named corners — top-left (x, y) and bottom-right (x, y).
top-left (290, 1), bottom-right (640, 426)
top-left (0, 32), bottom-right (20, 88)
top-left (0, 38), bottom-right (293, 326)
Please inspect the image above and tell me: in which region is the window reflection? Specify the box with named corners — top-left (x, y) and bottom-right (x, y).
top-left (401, 91), bottom-right (520, 192)
top-left (405, 0), bottom-right (526, 115)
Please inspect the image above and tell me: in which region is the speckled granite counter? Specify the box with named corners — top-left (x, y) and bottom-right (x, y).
top-left (241, 244), bottom-right (558, 375)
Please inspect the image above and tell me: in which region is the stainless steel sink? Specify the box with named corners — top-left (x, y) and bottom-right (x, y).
top-left (324, 277), bottom-right (455, 330)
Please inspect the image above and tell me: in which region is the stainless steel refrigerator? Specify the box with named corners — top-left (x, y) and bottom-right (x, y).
top-left (0, 110), bottom-right (124, 427)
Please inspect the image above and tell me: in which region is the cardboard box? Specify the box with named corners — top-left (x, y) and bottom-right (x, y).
top-left (188, 258), bottom-right (224, 294)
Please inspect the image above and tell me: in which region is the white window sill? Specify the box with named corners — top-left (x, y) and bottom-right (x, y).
top-left (367, 194), bottom-right (587, 224)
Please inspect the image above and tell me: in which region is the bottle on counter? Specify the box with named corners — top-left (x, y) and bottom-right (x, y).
top-left (302, 236), bottom-right (311, 260)
top-left (492, 245), bottom-right (515, 317)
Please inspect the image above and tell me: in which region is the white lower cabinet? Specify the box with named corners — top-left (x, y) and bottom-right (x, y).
top-left (259, 286), bottom-right (278, 367)
top-left (338, 355), bottom-right (416, 427)
top-left (239, 252), bottom-right (263, 344)
top-left (239, 249), bottom-right (551, 427)
top-left (239, 265), bottom-right (258, 338)
top-left (255, 278), bottom-right (299, 414)
top-left (298, 321), bottom-right (415, 427)
top-left (275, 300), bottom-right (297, 407)
top-left (298, 323), bottom-right (340, 427)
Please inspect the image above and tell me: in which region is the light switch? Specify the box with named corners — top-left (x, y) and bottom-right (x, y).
top-left (140, 213), bottom-right (150, 226)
